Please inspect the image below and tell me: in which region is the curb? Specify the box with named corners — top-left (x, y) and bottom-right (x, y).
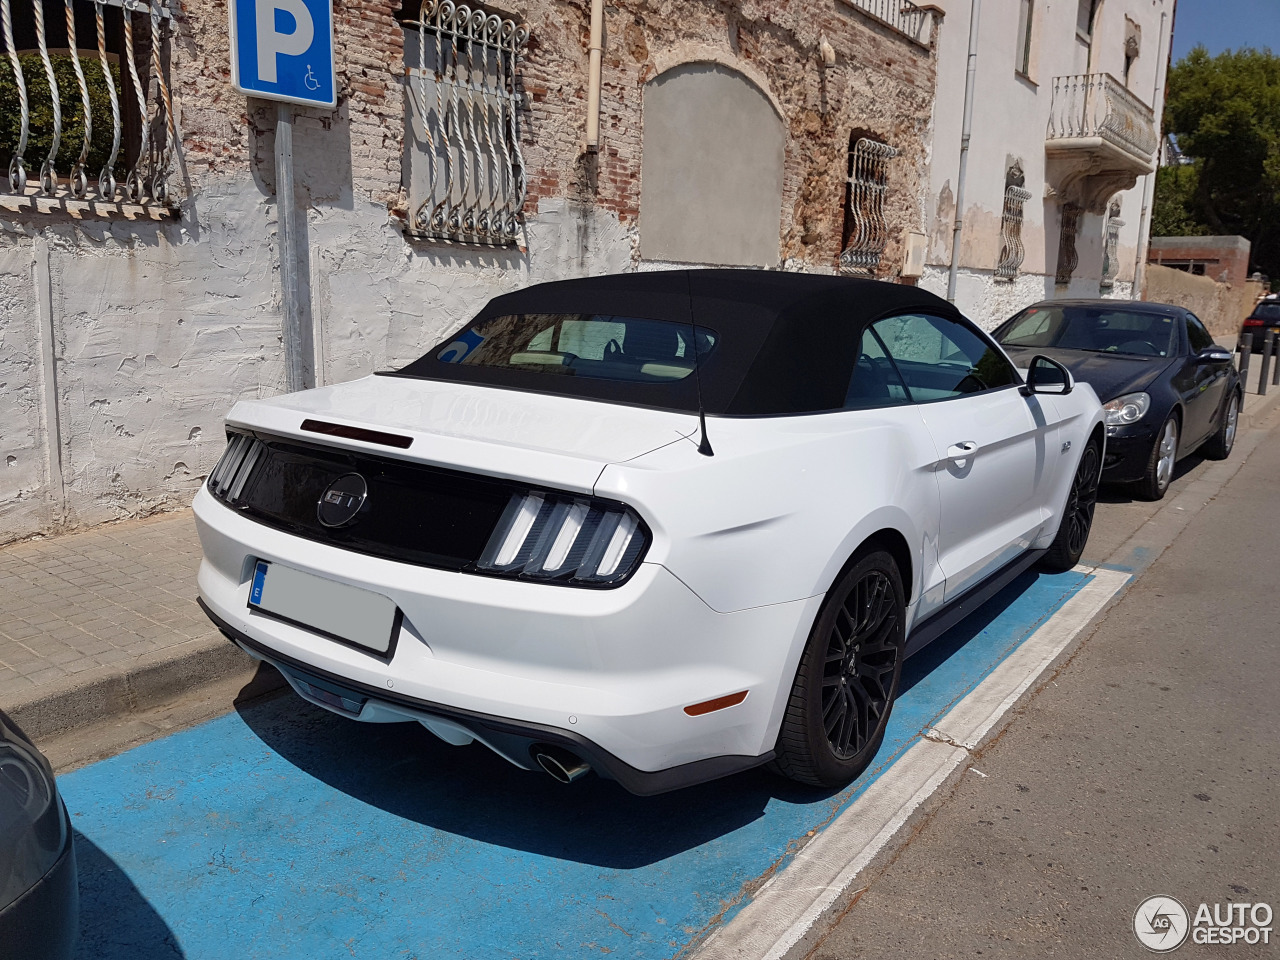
top-left (7, 631), bottom-right (284, 743)
top-left (1242, 383), bottom-right (1280, 429)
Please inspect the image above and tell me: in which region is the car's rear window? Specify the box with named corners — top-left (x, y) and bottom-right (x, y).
top-left (1252, 302), bottom-right (1280, 321)
top-left (998, 305), bottom-right (1178, 358)
top-left (434, 314), bottom-right (717, 384)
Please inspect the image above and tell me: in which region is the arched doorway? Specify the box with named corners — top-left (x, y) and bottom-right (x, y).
top-left (639, 62), bottom-right (785, 267)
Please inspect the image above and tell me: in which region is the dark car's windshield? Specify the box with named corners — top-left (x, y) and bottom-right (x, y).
top-left (997, 305), bottom-right (1179, 358)
top-left (1252, 302), bottom-right (1280, 321)
top-left (434, 313), bottom-right (716, 384)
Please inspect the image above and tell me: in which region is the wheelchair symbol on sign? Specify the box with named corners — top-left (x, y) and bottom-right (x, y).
top-left (304, 65), bottom-right (320, 91)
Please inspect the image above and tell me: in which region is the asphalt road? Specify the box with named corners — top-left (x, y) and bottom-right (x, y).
top-left (802, 420), bottom-right (1280, 957)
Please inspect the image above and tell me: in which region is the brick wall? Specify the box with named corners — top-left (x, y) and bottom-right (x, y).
top-left (1148, 236), bottom-right (1253, 286)
top-left (170, 0), bottom-right (938, 274)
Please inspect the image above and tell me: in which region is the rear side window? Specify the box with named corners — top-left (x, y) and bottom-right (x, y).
top-left (844, 327), bottom-right (911, 409)
top-left (873, 313), bottom-right (1018, 401)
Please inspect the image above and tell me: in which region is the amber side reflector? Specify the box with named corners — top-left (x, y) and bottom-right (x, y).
top-left (684, 690), bottom-right (748, 717)
top-left (301, 419), bottom-right (413, 449)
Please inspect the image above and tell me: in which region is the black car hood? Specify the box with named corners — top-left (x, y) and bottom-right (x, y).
top-left (1002, 345), bottom-right (1173, 402)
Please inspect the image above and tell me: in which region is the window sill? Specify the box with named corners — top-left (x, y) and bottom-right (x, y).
top-left (0, 188), bottom-right (179, 223)
top-left (1014, 69), bottom-right (1038, 88)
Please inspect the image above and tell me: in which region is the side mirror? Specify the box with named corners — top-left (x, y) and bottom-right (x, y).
top-left (1197, 347), bottom-right (1233, 364)
top-left (1021, 355), bottom-right (1073, 395)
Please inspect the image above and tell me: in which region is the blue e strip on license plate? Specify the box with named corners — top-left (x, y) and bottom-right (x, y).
top-left (249, 560), bottom-right (400, 655)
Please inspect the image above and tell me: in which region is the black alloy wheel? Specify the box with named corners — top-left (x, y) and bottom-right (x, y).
top-left (773, 549), bottom-right (906, 787)
top-left (1042, 439), bottom-right (1101, 571)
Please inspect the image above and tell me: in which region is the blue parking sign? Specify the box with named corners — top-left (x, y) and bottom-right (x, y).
top-left (230, 0), bottom-right (336, 108)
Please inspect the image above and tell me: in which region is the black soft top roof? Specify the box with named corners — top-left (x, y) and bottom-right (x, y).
top-left (391, 270), bottom-right (964, 416)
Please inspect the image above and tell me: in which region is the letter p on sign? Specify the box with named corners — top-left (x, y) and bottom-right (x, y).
top-left (230, 0), bottom-right (335, 107)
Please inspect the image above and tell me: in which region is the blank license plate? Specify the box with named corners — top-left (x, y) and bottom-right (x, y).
top-left (249, 561), bottom-right (399, 655)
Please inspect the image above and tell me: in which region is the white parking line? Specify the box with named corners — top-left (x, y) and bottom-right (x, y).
top-left (692, 566), bottom-right (1130, 960)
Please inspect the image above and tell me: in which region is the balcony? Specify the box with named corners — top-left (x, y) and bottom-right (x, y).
top-left (837, 0), bottom-right (933, 46)
top-left (1045, 73), bottom-right (1158, 211)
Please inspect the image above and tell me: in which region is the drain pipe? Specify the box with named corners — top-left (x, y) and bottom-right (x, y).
top-left (1132, 10), bottom-right (1169, 300)
top-left (946, 0), bottom-right (983, 303)
top-left (585, 0), bottom-right (604, 151)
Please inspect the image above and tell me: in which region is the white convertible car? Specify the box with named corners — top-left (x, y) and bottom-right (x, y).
top-left (195, 271), bottom-right (1105, 794)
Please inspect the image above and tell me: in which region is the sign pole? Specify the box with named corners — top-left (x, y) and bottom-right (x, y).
top-left (274, 101), bottom-right (315, 392)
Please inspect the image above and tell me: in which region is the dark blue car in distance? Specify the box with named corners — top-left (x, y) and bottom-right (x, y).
top-left (994, 300), bottom-right (1241, 501)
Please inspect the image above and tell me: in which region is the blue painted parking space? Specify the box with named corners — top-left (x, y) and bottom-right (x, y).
top-left (61, 568), bottom-right (1093, 960)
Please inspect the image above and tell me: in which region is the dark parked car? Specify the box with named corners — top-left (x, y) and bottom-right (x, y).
top-left (994, 300), bottom-right (1241, 501)
top-left (1241, 299), bottom-right (1280, 352)
top-left (0, 710), bottom-right (77, 960)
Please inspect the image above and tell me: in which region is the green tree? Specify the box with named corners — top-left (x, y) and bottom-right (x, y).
top-left (1157, 46), bottom-right (1280, 281)
top-left (1151, 164), bottom-right (1210, 238)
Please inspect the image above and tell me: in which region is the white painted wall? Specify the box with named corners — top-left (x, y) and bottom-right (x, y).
top-left (922, 0), bottom-right (1173, 328)
top-left (0, 180), bottom-right (631, 545)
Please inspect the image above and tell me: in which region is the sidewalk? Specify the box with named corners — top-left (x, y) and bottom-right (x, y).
top-left (0, 510), bottom-right (255, 740)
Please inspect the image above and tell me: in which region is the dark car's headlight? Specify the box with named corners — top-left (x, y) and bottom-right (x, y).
top-left (476, 490), bottom-right (649, 586)
top-left (1103, 392), bottom-right (1151, 425)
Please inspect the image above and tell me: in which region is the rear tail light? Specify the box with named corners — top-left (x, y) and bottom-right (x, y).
top-left (208, 432), bottom-right (265, 503)
top-left (477, 490), bottom-right (649, 586)
top-left (1244, 318), bottom-right (1264, 327)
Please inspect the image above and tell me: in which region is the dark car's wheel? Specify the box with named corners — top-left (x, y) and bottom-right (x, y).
top-left (1135, 414), bottom-right (1179, 501)
top-left (1040, 438), bottom-right (1101, 571)
top-left (772, 549), bottom-right (905, 787)
top-left (1202, 391), bottom-right (1240, 461)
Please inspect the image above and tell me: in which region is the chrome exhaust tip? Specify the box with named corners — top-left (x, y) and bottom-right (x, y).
top-left (532, 745), bottom-right (591, 784)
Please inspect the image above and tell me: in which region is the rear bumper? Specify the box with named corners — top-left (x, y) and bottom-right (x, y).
top-left (203, 602), bottom-right (772, 795)
top-left (0, 803), bottom-right (78, 960)
top-left (194, 486), bottom-right (819, 793)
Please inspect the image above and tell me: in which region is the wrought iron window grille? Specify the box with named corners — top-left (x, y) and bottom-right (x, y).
top-left (1, 0), bottom-right (177, 210)
top-left (995, 184), bottom-right (1033, 281)
top-left (839, 136), bottom-right (897, 277)
top-left (1055, 202), bottom-right (1082, 286)
top-left (404, 0), bottom-right (529, 247)
top-left (1100, 204), bottom-right (1123, 290)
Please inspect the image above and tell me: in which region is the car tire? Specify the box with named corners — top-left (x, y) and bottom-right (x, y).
top-left (1202, 391), bottom-right (1240, 461)
top-left (1040, 438), bottom-right (1101, 572)
top-left (1135, 414), bottom-right (1179, 502)
top-left (771, 548), bottom-right (906, 788)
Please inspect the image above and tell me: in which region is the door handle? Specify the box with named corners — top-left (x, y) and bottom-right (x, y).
top-left (946, 441), bottom-right (977, 466)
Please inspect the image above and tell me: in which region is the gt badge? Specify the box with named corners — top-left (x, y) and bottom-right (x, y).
top-left (317, 473), bottom-right (368, 528)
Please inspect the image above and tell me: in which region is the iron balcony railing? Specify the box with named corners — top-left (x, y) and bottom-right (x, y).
top-left (1046, 72), bottom-right (1158, 164)
top-left (837, 0), bottom-right (930, 45)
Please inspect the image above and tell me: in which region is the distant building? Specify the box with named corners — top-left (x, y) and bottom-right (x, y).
top-left (921, 0), bottom-right (1173, 327)
top-left (1148, 236), bottom-right (1253, 286)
